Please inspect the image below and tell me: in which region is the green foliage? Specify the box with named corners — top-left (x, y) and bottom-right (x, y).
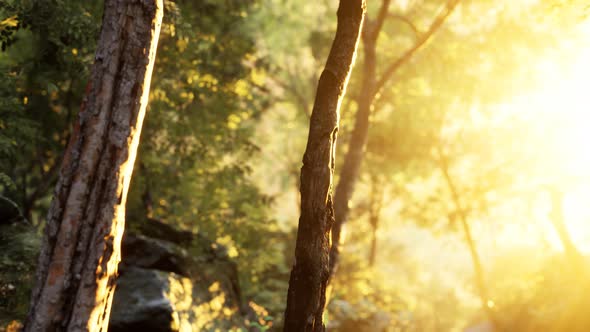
top-left (124, 0), bottom-right (285, 319)
top-left (2, 0), bottom-right (589, 330)
top-left (0, 0), bottom-right (100, 219)
top-left (0, 223), bottom-right (40, 326)
top-left (0, 74), bottom-right (36, 190)
top-left (1, 0), bottom-right (284, 321)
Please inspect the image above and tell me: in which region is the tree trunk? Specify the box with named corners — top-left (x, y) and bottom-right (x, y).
top-left (24, 1), bottom-right (163, 331)
top-left (436, 147), bottom-right (498, 330)
top-left (368, 178), bottom-right (383, 267)
top-left (548, 187), bottom-right (582, 268)
top-left (368, 219), bottom-right (378, 267)
top-left (330, 24), bottom-right (377, 278)
top-left (283, 1), bottom-right (365, 331)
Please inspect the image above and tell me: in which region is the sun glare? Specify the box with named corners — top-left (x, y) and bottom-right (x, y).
top-left (499, 18), bottom-right (590, 252)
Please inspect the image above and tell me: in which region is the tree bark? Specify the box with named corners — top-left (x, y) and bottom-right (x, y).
top-left (283, 1), bottom-right (365, 331)
top-left (24, 1), bottom-right (163, 331)
top-left (329, 15), bottom-right (379, 278)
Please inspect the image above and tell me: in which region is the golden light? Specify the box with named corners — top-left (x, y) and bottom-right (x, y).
top-left (498, 18), bottom-right (590, 252)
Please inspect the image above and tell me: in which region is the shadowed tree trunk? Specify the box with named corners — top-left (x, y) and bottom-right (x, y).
top-left (329, 0), bottom-right (461, 279)
top-left (330, 3), bottom-right (381, 278)
top-left (283, 1), bottom-right (365, 331)
top-left (24, 1), bottom-right (163, 331)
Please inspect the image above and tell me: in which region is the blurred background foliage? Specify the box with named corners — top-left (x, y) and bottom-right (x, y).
top-left (2, 0), bottom-right (590, 331)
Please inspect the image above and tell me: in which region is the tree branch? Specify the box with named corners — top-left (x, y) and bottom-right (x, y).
top-left (374, 0), bottom-right (460, 97)
top-left (367, 0), bottom-right (391, 41)
top-left (388, 13), bottom-right (419, 38)
top-left (273, 76), bottom-right (312, 119)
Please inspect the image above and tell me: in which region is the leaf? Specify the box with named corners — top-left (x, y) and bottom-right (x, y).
top-left (0, 173), bottom-right (14, 189)
top-left (47, 83), bottom-right (59, 94)
top-left (0, 16), bottom-right (18, 29)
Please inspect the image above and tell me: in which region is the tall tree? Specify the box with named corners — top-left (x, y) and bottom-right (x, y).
top-left (329, 0), bottom-right (461, 278)
top-left (24, 0), bottom-right (163, 331)
top-left (283, 0), bottom-right (365, 331)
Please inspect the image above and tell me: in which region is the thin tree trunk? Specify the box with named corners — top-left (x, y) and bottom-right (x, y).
top-left (330, 19), bottom-right (378, 278)
top-left (548, 187), bottom-right (582, 267)
top-left (436, 146), bottom-right (498, 330)
top-left (24, 1), bottom-right (163, 331)
top-left (369, 225), bottom-right (378, 266)
top-left (368, 178), bottom-right (383, 267)
top-left (283, 1), bottom-right (365, 331)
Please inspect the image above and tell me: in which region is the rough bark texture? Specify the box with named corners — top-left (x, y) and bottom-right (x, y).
top-left (283, 1), bottom-right (365, 331)
top-left (329, 0), bottom-right (461, 280)
top-left (24, 1), bottom-right (163, 331)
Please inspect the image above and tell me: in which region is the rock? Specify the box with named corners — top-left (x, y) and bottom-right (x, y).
top-left (109, 266), bottom-right (246, 332)
top-left (0, 216), bottom-right (250, 331)
top-left (109, 267), bottom-right (177, 332)
top-left (136, 219), bottom-right (232, 263)
top-left (120, 230), bottom-right (242, 307)
top-left (109, 221), bottom-right (247, 331)
top-left (138, 218), bottom-right (194, 247)
top-left (121, 234), bottom-right (190, 276)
